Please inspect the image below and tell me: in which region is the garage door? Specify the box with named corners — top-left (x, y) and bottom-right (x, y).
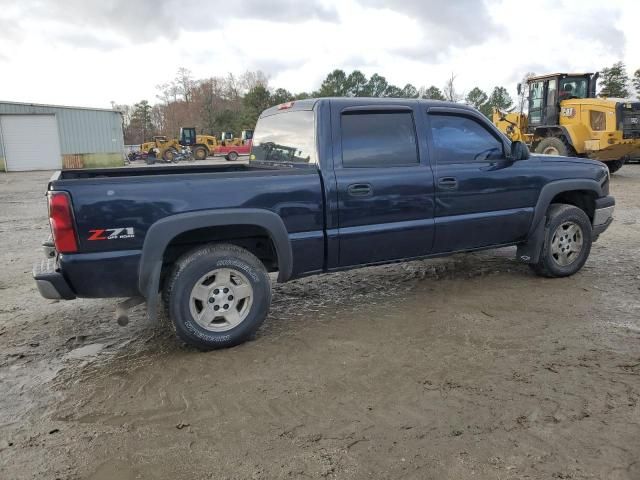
top-left (0, 115), bottom-right (61, 171)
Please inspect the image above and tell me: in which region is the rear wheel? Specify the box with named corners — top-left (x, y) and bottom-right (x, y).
top-left (227, 151), bottom-right (239, 161)
top-left (606, 158), bottom-right (625, 174)
top-left (530, 204), bottom-right (592, 278)
top-left (164, 244), bottom-right (272, 350)
top-left (535, 137), bottom-right (570, 156)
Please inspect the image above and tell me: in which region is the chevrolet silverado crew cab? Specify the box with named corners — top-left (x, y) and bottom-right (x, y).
top-left (34, 98), bottom-right (615, 350)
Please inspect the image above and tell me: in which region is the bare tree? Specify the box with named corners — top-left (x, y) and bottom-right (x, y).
top-left (443, 73), bottom-right (461, 102)
top-left (239, 70), bottom-right (269, 93)
top-left (518, 72), bottom-right (536, 113)
top-left (175, 67), bottom-right (195, 103)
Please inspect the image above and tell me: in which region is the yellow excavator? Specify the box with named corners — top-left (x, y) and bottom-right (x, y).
top-left (493, 72), bottom-right (640, 173)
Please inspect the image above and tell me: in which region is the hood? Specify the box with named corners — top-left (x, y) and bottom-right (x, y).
top-left (530, 153), bottom-right (604, 167)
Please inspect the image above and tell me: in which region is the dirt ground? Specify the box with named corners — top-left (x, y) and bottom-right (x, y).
top-left (0, 166), bottom-right (639, 480)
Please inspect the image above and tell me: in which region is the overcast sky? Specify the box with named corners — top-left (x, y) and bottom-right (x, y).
top-left (0, 0), bottom-right (638, 108)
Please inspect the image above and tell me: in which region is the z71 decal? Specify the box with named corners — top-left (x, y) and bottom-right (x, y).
top-left (88, 227), bottom-right (135, 241)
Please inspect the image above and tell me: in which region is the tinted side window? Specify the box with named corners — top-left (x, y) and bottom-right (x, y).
top-left (251, 110), bottom-right (316, 166)
top-left (430, 114), bottom-right (504, 164)
top-left (342, 111), bottom-right (418, 168)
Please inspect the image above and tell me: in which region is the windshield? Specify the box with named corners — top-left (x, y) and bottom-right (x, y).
top-left (559, 77), bottom-right (588, 99)
top-left (250, 110), bottom-right (316, 167)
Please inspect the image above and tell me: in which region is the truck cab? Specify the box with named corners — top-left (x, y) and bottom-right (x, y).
top-left (526, 73), bottom-right (596, 127)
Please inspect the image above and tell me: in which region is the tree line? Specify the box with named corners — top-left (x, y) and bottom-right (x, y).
top-left (116, 62), bottom-right (640, 145)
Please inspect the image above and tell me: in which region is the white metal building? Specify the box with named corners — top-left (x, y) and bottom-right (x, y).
top-left (0, 101), bottom-right (125, 172)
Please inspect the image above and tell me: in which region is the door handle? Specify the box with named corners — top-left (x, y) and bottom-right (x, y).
top-left (438, 177), bottom-right (458, 189)
top-left (347, 183), bottom-right (373, 197)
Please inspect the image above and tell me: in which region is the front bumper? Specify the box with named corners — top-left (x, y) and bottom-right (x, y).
top-left (33, 258), bottom-right (76, 300)
top-left (592, 196), bottom-right (615, 237)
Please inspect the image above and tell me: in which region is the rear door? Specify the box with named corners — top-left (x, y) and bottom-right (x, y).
top-left (426, 109), bottom-right (539, 252)
top-left (332, 104), bottom-right (436, 267)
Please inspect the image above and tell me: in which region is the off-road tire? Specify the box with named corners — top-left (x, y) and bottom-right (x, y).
top-left (606, 158), bottom-right (625, 174)
top-left (193, 146), bottom-right (208, 160)
top-left (163, 244), bottom-right (271, 350)
top-left (163, 148), bottom-right (178, 162)
top-left (530, 204), bottom-right (592, 278)
top-left (535, 137), bottom-right (570, 157)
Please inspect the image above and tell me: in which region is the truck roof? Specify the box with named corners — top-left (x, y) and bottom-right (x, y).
top-left (259, 97), bottom-right (468, 118)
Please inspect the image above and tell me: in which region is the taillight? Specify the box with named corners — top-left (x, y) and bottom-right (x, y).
top-left (48, 191), bottom-right (78, 253)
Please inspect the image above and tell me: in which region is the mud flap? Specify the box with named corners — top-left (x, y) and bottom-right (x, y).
top-left (516, 216), bottom-right (547, 264)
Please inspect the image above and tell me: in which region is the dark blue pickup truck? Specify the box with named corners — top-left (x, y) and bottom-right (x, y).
top-left (34, 98), bottom-right (614, 349)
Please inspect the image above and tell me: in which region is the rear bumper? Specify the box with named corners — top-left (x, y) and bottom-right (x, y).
top-left (33, 258), bottom-right (76, 300)
top-left (593, 196), bottom-right (615, 237)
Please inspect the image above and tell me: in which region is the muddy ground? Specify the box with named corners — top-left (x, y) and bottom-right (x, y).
top-left (0, 167), bottom-right (639, 479)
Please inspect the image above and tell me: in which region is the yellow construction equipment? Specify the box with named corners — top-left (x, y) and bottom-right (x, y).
top-left (140, 136), bottom-right (167, 155)
top-left (493, 72), bottom-right (640, 173)
top-left (139, 136), bottom-right (184, 161)
top-left (179, 127), bottom-right (220, 160)
top-left (179, 128), bottom-right (255, 160)
top-left (219, 129), bottom-right (254, 147)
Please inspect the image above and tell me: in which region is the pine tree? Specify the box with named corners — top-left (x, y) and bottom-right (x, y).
top-left (598, 61), bottom-right (630, 98)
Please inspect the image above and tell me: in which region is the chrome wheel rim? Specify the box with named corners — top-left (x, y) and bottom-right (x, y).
top-left (550, 221), bottom-right (583, 266)
top-left (189, 268), bottom-right (253, 332)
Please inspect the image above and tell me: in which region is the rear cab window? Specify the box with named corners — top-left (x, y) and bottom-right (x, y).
top-left (250, 110), bottom-right (317, 168)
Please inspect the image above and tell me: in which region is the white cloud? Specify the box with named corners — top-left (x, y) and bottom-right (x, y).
top-left (0, 0), bottom-right (638, 107)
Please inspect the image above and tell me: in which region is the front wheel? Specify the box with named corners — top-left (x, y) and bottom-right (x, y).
top-left (534, 137), bottom-right (570, 156)
top-left (164, 244), bottom-right (272, 350)
top-left (227, 151), bottom-right (239, 161)
top-left (163, 148), bottom-right (177, 162)
top-left (530, 204), bottom-right (592, 278)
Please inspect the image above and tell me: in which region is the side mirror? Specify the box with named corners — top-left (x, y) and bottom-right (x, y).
top-left (510, 140), bottom-right (530, 161)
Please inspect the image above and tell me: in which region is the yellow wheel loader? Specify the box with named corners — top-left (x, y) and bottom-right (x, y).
top-left (178, 127), bottom-right (220, 160)
top-left (493, 73), bottom-right (640, 173)
top-left (139, 136), bottom-right (184, 162)
top-left (140, 136), bottom-right (168, 155)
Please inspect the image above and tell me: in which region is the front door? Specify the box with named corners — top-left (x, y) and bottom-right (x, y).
top-left (427, 111), bottom-right (540, 252)
top-left (528, 80), bottom-right (545, 127)
top-left (334, 107), bottom-right (436, 267)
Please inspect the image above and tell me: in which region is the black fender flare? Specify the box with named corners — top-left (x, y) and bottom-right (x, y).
top-left (138, 208), bottom-right (293, 319)
top-left (517, 179), bottom-right (602, 263)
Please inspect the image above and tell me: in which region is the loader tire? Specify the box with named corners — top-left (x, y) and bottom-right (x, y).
top-left (535, 137), bottom-right (570, 157)
top-left (606, 158), bottom-right (625, 174)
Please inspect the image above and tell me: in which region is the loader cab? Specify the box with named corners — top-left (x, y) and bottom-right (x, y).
top-left (179, 127), bottom-right (197, 146)
top-left (241, 129), bottom-right (253, 143)
top-left (526, 73), bottom-right (596, 129)
top-left (221, 132), bottom-right (234, 145)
